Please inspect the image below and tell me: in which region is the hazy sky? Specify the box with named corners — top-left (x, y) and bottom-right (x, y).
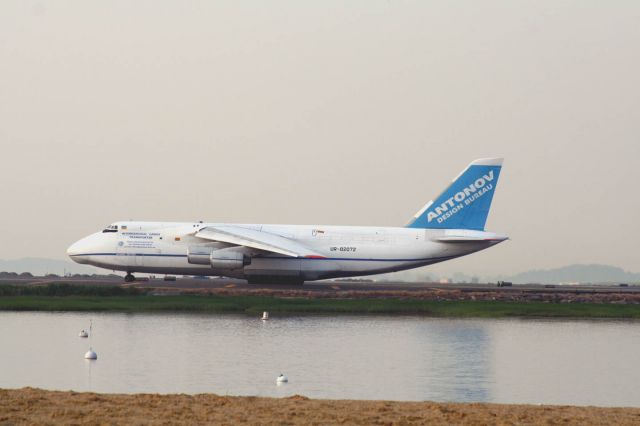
top-left (1, 1), bottom-right (639, 276)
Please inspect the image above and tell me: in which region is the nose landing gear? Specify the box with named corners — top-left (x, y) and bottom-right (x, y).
top-left (124, 273), bottom-right (136, 283)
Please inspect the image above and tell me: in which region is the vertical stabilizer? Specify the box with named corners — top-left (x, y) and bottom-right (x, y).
top-left (407, 158), bottom-right (503, 230)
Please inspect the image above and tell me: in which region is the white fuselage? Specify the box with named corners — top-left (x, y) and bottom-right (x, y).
top-left (68, 222), bottom-right (507, 282)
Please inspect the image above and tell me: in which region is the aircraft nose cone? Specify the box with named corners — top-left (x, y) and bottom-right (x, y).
top-left (67, 233), bottom-right (102, 264)
top-left (67, 241), bottom-right (80, 257)
top-left (67, 240), bottom-right (87, 264)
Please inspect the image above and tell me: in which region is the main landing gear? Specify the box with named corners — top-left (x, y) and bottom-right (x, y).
top-left (124, 273), bottom-right (136, 283)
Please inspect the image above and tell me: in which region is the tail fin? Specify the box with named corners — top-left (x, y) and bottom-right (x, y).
top-left (407, 158), bottom-right (503, 230)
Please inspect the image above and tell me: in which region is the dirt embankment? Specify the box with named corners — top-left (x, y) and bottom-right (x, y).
top-left (176, 287), bottom-right (640, 304)
top-left (1, 388), bottom-right (639, 425)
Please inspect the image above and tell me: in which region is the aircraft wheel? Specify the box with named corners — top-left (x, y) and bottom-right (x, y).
top-left (124, 273), bottom-right (135, 283)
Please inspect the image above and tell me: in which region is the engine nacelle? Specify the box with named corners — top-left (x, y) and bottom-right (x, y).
top-left (187, 247), bottom-right (212, 265)
top-left (187, 246), bottom-right (251, 269)
top-left (210, 249), bottom-right (251, 269)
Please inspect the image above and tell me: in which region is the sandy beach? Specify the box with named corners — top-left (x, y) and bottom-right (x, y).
top-left (1, 388), bottom-right (639, 425)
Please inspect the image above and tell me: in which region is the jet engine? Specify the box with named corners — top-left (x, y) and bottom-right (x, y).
top-left (187, 246), bottom-right (251, 269)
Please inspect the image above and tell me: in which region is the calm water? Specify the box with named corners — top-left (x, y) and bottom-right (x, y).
top-left (1, 312), bottom-right (639, 406)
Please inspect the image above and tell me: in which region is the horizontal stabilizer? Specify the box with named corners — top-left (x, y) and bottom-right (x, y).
top-left (433, 235), bottom-right (508, 243)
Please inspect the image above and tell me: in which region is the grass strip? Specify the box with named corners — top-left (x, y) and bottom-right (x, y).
top-left (0, 294), bottom-right (639, 318)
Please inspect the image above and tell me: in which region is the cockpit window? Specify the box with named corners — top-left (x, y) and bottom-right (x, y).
top-left (102, 224), bottom-right (119, 233)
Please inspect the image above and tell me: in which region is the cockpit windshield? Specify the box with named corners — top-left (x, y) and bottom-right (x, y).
top-left (102, 224), bottom-right (118, 233)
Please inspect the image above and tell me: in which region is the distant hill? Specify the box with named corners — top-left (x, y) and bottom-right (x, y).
top-left (0, 258), bottom-right (101, 276)
top-left (506, 264), bottom-right (640, 284)
top-left (388, 264), bottom-right (640, 285)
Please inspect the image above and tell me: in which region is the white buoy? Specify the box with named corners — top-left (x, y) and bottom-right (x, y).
top-left (262, 311), bottom-right (269, 321)
top-left (276, 374), bottom-right (288, 384)
top-left (83, 319), bottom-right (97, 359)
top-left (78, 330), bottom-right (88, 338)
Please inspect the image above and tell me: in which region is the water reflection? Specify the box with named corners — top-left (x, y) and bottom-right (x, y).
top-left (417, 322), bottom-right (492, 402)
top-left (0, 312), bottom-right (639, 406)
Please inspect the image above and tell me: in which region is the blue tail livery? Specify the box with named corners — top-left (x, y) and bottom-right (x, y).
top-left (407, 158), bottom-right (503, 230)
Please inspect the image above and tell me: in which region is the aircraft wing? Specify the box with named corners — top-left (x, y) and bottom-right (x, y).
top-left (195, 225), bottom-right (325, 258)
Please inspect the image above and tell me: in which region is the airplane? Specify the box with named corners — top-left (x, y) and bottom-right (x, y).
top-left (67, 158), bottom-right (507, 284)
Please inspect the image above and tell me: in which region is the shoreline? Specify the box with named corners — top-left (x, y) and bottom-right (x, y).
top-left (1, 388), bottom-right (639, 425)
top-left (1, 295), bottom-right (640, 319)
